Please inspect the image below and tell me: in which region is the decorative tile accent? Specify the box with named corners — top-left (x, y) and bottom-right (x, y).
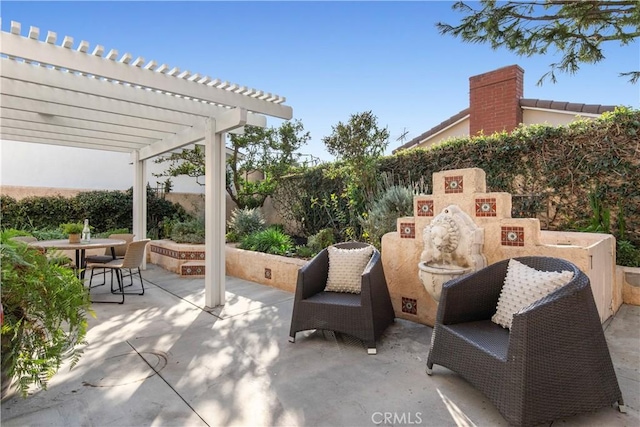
top-left (179, 251), bottom-right (206, 260)
top-left (475, 198), bottom-right (497, 217)
top-left (501, 226), bottom-right (525, 246)
top-left (151, 245), bottom-right (205, 260)
top-left (402, 297), bottom-right (417, 315)
top-left (264, 268), bottom-right (272, 280)
top-left (444, 175), bottom-right (464, 194)
top-left (400, 222), bottom-right (415, 239)
top-left (417, 200), bottom-right (434, 217)
top-left (150, 245), bottom-right (179, 259)
top-left (181, 264), bottom-right (205, 276)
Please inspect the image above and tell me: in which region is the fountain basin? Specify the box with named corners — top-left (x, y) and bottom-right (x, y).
top-left (418, 261), bottom-right (471, 302)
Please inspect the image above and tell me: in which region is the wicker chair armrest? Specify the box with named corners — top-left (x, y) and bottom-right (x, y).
top-left (510, 268), bottom-right (589, 331)
top-left (360, 250), bottom-right (384, 298)
top-left (296, 248), bottom-right (330, 300)
top-left (439, 259), bottom-right (510, 324)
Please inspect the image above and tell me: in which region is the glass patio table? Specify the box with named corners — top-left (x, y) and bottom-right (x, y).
top-left (29, 238), bottom-right (126, 279)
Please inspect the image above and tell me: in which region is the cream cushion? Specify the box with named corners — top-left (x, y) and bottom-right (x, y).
top-left (324, 245), bottom-right (374, 294)
top-left (492, 259), bottom-right (574, 329)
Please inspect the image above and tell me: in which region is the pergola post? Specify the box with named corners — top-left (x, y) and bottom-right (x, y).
top-left (204, 118), bottom-right (226, 307)
top-left (131, 150), bottom-right (147, 267)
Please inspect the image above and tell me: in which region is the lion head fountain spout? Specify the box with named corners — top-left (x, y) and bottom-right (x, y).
top-left (418, 205), bottom-right (486, 301)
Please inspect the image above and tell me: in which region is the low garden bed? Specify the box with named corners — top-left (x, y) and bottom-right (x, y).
top-left (148, 239), bottom-right (306, 293)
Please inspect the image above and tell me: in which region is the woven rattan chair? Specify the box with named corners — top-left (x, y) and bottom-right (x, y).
top-left (86, 239), bottom-right (150, 304)
top-left (426, 256), bottom-right (625, 427)
top-left (289, 242), bottom-right (395, 354)
top-left (84, 233), bottom-right (135, 264)
top-left (84, 233), bottom-right (135, 284)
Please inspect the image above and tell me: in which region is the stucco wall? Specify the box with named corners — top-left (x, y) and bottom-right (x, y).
top-left (0, 140), bottom-right (205, 194)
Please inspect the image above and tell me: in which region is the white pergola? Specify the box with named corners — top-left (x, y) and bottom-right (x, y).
top-left (0, 20), bottom-right (293, 307)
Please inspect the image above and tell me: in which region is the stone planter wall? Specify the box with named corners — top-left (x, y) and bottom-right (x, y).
top-left (226, 245), bottom-right (306, 293)
top-left (621, 266), bottom-right (640, 306)
top-left (148, 240), bottom-right (306, 292)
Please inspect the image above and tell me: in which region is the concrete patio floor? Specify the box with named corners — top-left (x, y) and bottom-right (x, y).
top-left (2, 264), bottom-right (638, 427)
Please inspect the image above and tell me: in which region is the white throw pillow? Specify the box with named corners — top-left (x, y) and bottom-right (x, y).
top-left (324, 245), bottom-right (374, 294)
top-left (491, 259), bottom-right (574, 329)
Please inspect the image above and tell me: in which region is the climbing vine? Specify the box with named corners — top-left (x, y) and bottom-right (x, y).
top-left (274, 107), bottom-right (640, 265)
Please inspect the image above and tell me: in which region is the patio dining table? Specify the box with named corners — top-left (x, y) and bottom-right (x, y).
top-left (29, 238), bottom-right (126, 279)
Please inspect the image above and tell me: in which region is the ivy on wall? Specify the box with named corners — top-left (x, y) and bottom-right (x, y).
top-left (276, 107), bottom-right (640, 250)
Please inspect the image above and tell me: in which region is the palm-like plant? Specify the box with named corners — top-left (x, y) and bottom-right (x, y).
top-left (1, 232), bottom-right (93, 398)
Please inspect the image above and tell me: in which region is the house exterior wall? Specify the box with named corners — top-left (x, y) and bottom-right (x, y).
top-left (410, 109), bottom-right (600, 151)
top-left (0, 140), bottom-right (205, 194)
top-left (423, 121), bottom-right (470, 147)
top-left (522, 108), bottom-right (597, 126)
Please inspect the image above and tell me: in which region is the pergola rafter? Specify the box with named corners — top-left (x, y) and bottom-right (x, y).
top-left (0, 19), bottom-right (293, 307)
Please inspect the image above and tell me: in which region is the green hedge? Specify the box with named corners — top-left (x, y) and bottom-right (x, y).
top-left (275, 107), bottom-right (640, 252)
top-left (1, 185), bottom-right (189, 238)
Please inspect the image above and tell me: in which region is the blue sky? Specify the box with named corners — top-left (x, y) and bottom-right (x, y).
top-left (2, 1), bottom-right (639, 162)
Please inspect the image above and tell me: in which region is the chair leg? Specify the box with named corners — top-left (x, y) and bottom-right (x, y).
top-left (115, 268), bottom-right (145, 296)
top-left (366, 341), bottom-right (377, 355)
top-left (426, 362), bottom-right (433, 375)
top-left (136, 268), bottom-right (145, 295)
top-left (89, 267), bottom-right (123, 304)
top-left (288, 334), bottom-right (296, 343)
top-left (107, 269), bottom-right (125, 304)
top-left (618, 398), bottom-right (627, 413)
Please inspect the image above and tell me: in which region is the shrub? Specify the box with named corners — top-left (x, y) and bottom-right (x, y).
top-left (30, 228), bottom-right (66, 241)
top-left (617, 240), bottom-right (640, 267)
top-left (170, 218), bottom-right (205, 244)
top-left (227, 207), bottom-right (266, 238)
top-left (360, 184), bottom-right (415, 248)
top-left (239, 227), bottom-right (294, 256)
top-left (306, 228), bottom-right (336, 253)
top-left (274, 108), bottom-right (640, 266)
top-left (0, 187), bottom-right (189, 239)
top-left (1, 232), bottom-right (92, 397)
top-left (294, 245), bottom-right (316, 258)
top-left (94, 228), bottom-right (130, 238)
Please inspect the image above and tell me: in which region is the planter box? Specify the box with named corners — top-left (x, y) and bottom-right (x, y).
top-left (621, 266), bottom-right (640, 306)
top-left (148, 240), bottom-right (306, 293)
top-left (149, 240), bottom-right (205, 275)
top-left (226, 245), bottom-right (306, 293)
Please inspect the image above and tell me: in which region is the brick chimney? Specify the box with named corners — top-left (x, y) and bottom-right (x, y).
top-left (469, 65), bottom-right (524, 136)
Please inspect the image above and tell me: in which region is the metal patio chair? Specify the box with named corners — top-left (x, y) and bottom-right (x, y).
top-left (86, 239), bottom-right (150, 304)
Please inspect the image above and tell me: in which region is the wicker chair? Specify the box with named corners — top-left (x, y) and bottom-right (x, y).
top-left (289, 242), bottom-right (395, 354)
top-left (426, 256), bottom-right (625, 427)
top-left (86, 239), bottom-right (150, 304)
top-left (84, 233), bottom-right (135, 284)
top-left (84, 233), bottom-right (135, 264)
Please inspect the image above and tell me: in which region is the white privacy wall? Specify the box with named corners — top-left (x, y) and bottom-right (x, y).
top-left (0, 139), bottom-right (204, 193)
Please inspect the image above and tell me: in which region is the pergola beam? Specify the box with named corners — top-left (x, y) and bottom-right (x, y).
top-left (0, 118), bottom-right (155, 144)
top-left (1, 59), bottom-right (268, 127)
top-left (0, 134), bottom-right (135, 153)
top-left (0, 30), bottom-right (293, 119)
top-left (0, 21), bottom-right (294, 309)
top-left (1, 95), bottom-right (185, 134)
top-left (1, 127), bottom-right (145, 150)
top-left (0, 109), bottom-right (169, 140)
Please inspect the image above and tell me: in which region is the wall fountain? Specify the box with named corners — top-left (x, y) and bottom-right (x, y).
top-left (418, 205), bottom-right (486, 301)
top-left (381, 167), bottom-right (621, 326)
